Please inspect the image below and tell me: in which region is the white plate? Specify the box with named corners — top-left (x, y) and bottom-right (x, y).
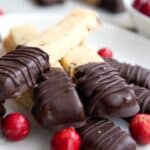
top-left (0, 13), bottom-right (150, 150)
top-left (0, 0), bottom-right (133, 28)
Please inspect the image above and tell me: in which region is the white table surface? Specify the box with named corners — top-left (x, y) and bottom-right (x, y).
top-left (0, 12), bottom-right (150, 150)
top-left (0, 0), bottom-right (133, 28)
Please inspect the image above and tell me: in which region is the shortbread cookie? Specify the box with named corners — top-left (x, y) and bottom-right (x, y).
top-left (4, 30), bottom-right (59, 110)
top-left (3, 25), bottom-right (39, 52)
top-left (16, 61), bottom-right (62, 110)
top-left (60, 44), bottom-right (103, 77)
top-left (78, 118), bottom-right (136, 150)
top-left (16, 44), bottom-right (98, 110)
top-left (4, 9), bottom-right (100, 64)
top-left (16, 89), bottom-right (33, 110)
top-left (4, 8), bottom-right (100, 110)
top-left (32, 67), bottom-right (85, 129)
top-left (27, 9), bottom-right (100, 64)
top-left (105, 58), bottom-right (150, 90)
top-left (133, 85), bottom-right (150, 114)
top-left (0, 45), bottom-right (50, 102)
top-left (60, 45), bottom-right (139, 118)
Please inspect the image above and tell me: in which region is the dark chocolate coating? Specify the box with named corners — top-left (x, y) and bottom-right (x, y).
top-left (74, 62), bottom-right (139, 118)
top-left (0, 102), bottom-right (5, 117)
top-left (32, 68), bottom-right (85, 130)
top-left (35, 0), bottom-right (65, 5)
top-left (78, 118), bottom-right (136, 150)
top-left (100, 0), bottom-right (125, 13)
top-left (0, 102), bottom-right (6, 131)
top-left (105, 58), bottom-right (150, 90)
top-left (133, 85), bottom-right (150, 114)
top-left (0, 45), bottom-right (50, 101)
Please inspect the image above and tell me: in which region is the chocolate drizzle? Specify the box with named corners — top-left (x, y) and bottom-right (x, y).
top-left (32, 68), bottom-right (85, 129)
top-left (74, 62), bottom-right (139, 118)
top-left (132, 85), bottom-right (150, 114)
top-left (78, 118), bottom-right (136, 150)
top-left (105, 58), bottom-right (150, 89)
top-left (0, 45), bottom-right (50, 101)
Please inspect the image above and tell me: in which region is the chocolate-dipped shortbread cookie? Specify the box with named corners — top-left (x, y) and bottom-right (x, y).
top-left (32, 67), bottom-right (85, 129)
top-left (78, 118), bottom-right (136, 150)
top-left (0, 45), bottom-right (49, 101)
top-left (75, 62), bottom-right (139, 118)
top-left (133, 85), bottom-right (150, 114)
top-left (3, 9), bottom-right (99, 110)
top-left (4, 9), bottom-right (99, 64)
top-left (105, 58), bottom-right (150, 89)
top-left (61, 45), bottom-right (139, 118)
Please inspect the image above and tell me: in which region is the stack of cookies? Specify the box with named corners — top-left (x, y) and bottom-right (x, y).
top-left (1, 8), bottom-right (146, 150)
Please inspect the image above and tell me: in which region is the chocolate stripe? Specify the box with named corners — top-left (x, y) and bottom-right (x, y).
top-left (78, 118), bottom-right (136, 150)
top-left (0, 45), bottom-right (49, 101)
top-left (32, 68), bottom-right (85, 130)
top-left (133, 85), bottom-right (150, 114)
top-left (105, 58), bottom-right (150, 89)
top-left (75, 62), bottom-right (139, 118)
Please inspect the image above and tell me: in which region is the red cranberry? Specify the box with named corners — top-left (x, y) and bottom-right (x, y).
top-left (129, 114), bottom-right (150, 144)
top-left (140, 1), bottom-right (150, 16)
top-left (51, 127), bottom-right (81, 150)
top-left (132, 0), bottom-right (145, 10)
top-left (97, 47), bottom-right (113, 58)
top-left (1, 112), bottom-right (30, 141)
top-left (0, 9), bottom-right (4, 16)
